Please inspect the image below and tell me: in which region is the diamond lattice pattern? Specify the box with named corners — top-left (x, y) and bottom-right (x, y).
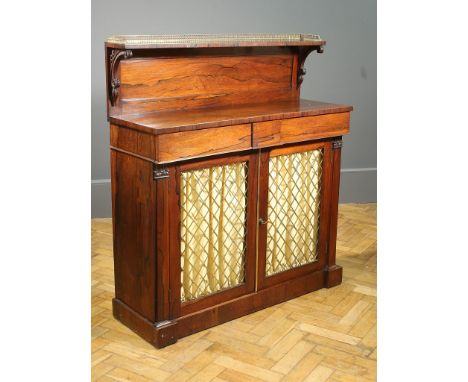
top-left (180, 162), bottom-right (248, 302)
top-left (266, 149), bottom-right (323, 276)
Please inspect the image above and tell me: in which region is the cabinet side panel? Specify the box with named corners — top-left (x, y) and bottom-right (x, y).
top-left (111, 150), bottom-right (156, 321)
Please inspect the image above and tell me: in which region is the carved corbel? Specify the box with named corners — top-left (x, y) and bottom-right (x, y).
top-left (109, 49), bottom-right (133, 106)
top-left (297, 45), bottom-right (325, 88)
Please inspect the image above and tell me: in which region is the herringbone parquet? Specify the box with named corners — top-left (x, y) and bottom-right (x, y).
top-left (92, 203), bottom-right (377, 381)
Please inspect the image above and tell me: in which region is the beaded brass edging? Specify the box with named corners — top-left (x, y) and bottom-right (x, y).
top-left (106, 33), bottom-right (323, 47)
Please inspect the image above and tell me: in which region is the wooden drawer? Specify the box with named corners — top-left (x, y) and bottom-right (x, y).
top-left (158, 123), bottom-right (251, 163)
top-left (253, 112), bottom-right (350, 148)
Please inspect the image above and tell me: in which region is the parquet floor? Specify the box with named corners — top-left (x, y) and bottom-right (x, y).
top-left (92, 203), bottom-right (377, 381)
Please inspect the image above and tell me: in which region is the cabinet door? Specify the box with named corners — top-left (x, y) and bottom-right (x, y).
top-left (257, 141), bottom-right (333, 290)
top-left (171, 153), bottom-right (258, 317)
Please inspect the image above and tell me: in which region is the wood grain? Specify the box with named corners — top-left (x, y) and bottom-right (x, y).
top-left (92, 203), bottom-right (377, 381)
top-left (155, 167), bottom-right (172, 322)
top-left (119, 87), bottom-right (296, 115)
top-left (120, 55), bottom-right (293, 99)
top-left (116, 54), bottom-right (294, 113)
top-left (111, 151), bottom-right (156, 321)
top-left (327, 139), bottom-right (343, 274)
top-left (157, 123), bottom-right (251, 163)
top-left (110, 99), bottom-right (353, 135)
top-left (253, 112), bottom-right (350, 148)
top-left (110, 124), bottom-right (157, 160)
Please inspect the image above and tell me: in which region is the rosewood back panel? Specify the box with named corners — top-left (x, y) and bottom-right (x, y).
top-left (106, 46), bottom-right (320, 117)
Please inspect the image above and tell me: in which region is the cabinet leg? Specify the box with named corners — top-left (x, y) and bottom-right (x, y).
top-left (112, 298), bottom-right (178, 348)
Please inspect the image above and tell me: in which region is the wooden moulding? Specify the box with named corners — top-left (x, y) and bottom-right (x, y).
top-left (112, 265), bottom-right (340, 349)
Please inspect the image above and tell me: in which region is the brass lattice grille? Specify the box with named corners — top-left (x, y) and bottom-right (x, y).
top-left (180, 162), bottom-right (248, 302)
top-left (266, 149), bottom-right (323, 276)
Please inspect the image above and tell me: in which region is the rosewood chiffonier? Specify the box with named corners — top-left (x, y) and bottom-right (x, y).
top-left (105, 34), bottom-right (353, 348)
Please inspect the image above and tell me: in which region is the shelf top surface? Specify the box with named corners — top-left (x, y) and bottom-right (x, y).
top-left (110, 99), bottom-right (352, 135)
top-left (106, 33), bottom-right (325, 49)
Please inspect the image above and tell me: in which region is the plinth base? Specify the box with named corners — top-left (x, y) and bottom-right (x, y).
top-left (113, 265), bottom-right (343, 349)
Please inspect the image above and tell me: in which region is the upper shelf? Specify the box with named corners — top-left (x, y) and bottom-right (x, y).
top-left (106, 33), bottom-right (325, 49)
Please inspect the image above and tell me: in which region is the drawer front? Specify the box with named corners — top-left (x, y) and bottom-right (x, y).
top-left (253, 112), bottom-right (350, 148)
top-left (158, 123), bottom-right (252, 163)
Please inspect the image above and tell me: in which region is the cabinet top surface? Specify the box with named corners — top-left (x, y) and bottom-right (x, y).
top-left (106, 33), bottom-right (325, 49)
top-left (110, 99), bottom-right (352, 135)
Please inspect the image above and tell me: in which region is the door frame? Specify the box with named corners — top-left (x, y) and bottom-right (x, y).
top-left (256, 140), bottom-right (333, 290)
top-left (169, 152), bottom-right (259, 318)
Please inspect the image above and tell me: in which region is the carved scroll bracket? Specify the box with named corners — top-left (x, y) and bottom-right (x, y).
top-left (297, 45), bottom-right (325, 88)
top-left (109, 49), bottom-right (133, 106)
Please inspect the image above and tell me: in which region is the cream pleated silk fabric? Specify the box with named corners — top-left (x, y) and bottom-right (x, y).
top-left (180, 162), bottom-right (248, 302)
top-left (266, 149), bottom-right (323, 276)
